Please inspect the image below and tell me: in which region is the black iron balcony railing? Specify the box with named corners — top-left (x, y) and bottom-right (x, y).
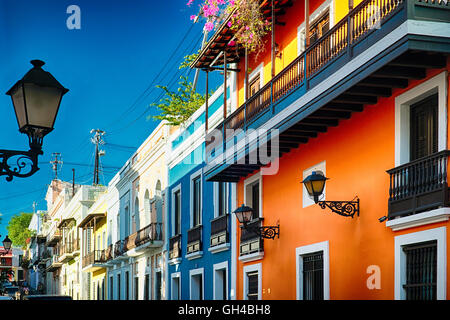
top-left (206, 0), bottom-right (408, 149)
top-left (210, 214), bottom-right (229, 247)
top-left (169, 234), bottom-right (182, 260)
top-left (82, 250), bottom-right (107, 268)
top-left (135, 222), bottom-right (163, 246)
top-left (387, 150), bottom-right (450, 219)
top-left (240, 218), bottom-right (264, 256)
top-left (187, 225), bottom-right (202, 254)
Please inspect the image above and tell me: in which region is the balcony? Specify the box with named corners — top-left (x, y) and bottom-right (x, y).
top-left (210, 214), bottom-right (230, 253)
top-left (46, 254), bottom-right (62, 272)
top-left (58, 242), bottom-right (74, 262)
top-left (113, 240), bottom-right (125, 259)
top-left (186, 225), bottom-right (202, 259)
top-left (105, 244), bottom-right (113, 262)
top-left (46, 228), bottom-right (62, 247)
top-left (169, 234), bottom-right (182, 264)
top-left (72, 238), bottom-right (81, 256)
top-left (239, 218), bottom-right (264, 261)
top-left (203, 0), bottom-right (450, 182)
top-left (135, 222), bottom-right (164, 247)
top-left (82, 250), bottom-right (108, 272)
top-left (387, 150), bottom-right (450, 219)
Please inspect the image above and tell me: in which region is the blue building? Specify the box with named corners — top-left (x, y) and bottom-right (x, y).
top-left (165, 83), bottom-right (238, 300)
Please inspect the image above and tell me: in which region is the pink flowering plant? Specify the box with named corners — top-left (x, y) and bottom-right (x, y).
top-left (188, 0), bottom-right (271, 56)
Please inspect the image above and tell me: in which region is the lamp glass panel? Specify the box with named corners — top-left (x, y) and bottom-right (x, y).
top-left (235, 211), bottom-right (244, 224)
top-left (242, 210), bottom-right (253, 223)
top-left (11, 85), bottom-right (27, 129)
top-left (311, 179), bottom-right (326, 196)
top-left (304, 181), bottom-right (314, 197)
top-left (24, 83), bottom-right (62, 129)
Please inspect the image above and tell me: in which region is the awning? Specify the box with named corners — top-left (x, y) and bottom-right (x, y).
top-left (78, 213), bottom-right (106, 229)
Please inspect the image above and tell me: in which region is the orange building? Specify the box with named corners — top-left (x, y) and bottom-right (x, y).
top-left (192, 0), bottom-right (450, 300)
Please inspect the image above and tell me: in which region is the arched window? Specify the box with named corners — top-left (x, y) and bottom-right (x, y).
top-left (134, 197), bottom-right (140, 232)
top-left (144, 190), bottom-right (151, 225)
top-left (155, 180), bottom-right (162, 224)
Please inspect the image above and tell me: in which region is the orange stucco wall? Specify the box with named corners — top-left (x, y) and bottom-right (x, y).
top-left (235, 62), bottom-right (450, 300)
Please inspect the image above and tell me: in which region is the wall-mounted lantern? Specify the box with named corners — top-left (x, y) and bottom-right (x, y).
top-left (0, 235), bottom-right (12, 256)
top-left (302, 171), bottom-right (360, 218)
top-left (1, 60), bottom-right (68, 181)
top-left (233, 204), bottom-right (280, 240)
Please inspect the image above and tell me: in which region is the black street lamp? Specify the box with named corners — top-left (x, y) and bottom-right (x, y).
top-left (233, 204), bottom-right (280, 240)
top-left (0, 235), bottom-right (12, 256)
top-left (1, 60), bottom-right (68, 181)
top-left (302, 171), bottom-right (360, 218)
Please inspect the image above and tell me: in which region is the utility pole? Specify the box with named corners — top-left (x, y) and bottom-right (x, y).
top-left (50, 152), bottom-right (63, 180)
top-left (90, 129), bottom-right (105, 185)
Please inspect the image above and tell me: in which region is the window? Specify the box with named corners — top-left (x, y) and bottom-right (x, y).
top-left (110, 276), bottom-right (114, 300)
top-left (155, 271), bottom-right (162, 300)
top-left (190, 269), bottom-right (203, 300)
top-left (134, 277), bottom-right (139, 300)
top-left (403, 240), bottom-right (437, 300)
top-left (410, 94), bottom-right (438, 161)
top-left (218, 182), bottom-right (227, 217)
top-left (302, 252), bottom-right (324, 300)
top-left (309, 10), bottom-right (329, 45)
top-left (125, 271), bottom-right (129, 300)
top-left (296, 241), bottom-right (330, 300)
top-left (244, 174), bottom-right (262, 220)
top-left (117, 274), bottom-right (121, 300)
top-left (124, 205), bottom-right (130, 237)
top-left (249, 74), bottom-right (260, 97)
top-left (247, 272), bottom-right (259, 300)
top-left (193, 176), bottom-right (202, 227)
top-left (395, 71), bottom-right (447, 167)
top-left (243, 263), bottom-right (261, 300)
top-left (144, 274), bottom-right (150, 300)
top-left (174, 189), bottom-right (181, 235)
top-left (214, 262), bottom-right (228, 300)
top-left (171, 273), bottom-right (181, 300)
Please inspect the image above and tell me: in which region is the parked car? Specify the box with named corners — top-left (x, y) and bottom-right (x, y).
top-left (23, 295), bottom-right (72, 300)
top-left (0, 296), bottom-right (14, 300)
top-left (3, 286), bottom-right (19, 299)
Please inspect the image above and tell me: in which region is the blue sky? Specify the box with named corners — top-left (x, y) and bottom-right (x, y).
top-left (0, 0), bottom-right (222, 240)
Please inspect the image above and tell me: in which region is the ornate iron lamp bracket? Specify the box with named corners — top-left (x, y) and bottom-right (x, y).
top-left (317, 197), bottom-right (360, 218)
top-left (245, 224), bottom-right (280, 240)
top-left (0, 148), bottom-right (42, 182)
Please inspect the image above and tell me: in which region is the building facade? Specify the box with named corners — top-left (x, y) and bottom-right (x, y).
top-left (194, 0), bottom-right (450, 300)
top-left (166, 83), bottom-right (238, 300)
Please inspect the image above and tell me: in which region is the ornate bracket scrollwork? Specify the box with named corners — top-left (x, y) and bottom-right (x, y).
top-left (0, 148), bottom-right (42, 181)
top-left (318, 197), bottom-right (360, 218)
top-left (246, 224), bottom-right (280, 240)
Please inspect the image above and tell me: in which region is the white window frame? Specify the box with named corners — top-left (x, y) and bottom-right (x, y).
top-left (243, 172), bottom-right (263, 219)
top-left (190, 168), bottom-right (203, 228)
top-left (302, 161), bottom-right (326, 208)
top-left (213, 261), bottom-right (229, 300)
top-left (394, 226), bottom-right (446, 300)
top-left (297, 0), bottom-right (335, 55)
top-left (295, 240), bottom-right (330, 300)
top-left (243, 263), bottom-right (262, 300)
top-left (171, 271), bottom-right (181, 300)
top-left (171, 184), bottom-right (182, 236)
top-left (214, 182), bottom-right (229, 218)
top-left (189, 267), bottom-right (204, 300)
top-left (394, 71), bottom-right (447, 167)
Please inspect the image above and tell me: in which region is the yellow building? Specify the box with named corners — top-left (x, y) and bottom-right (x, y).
top-left (79, 192), bottom-right (109, 300)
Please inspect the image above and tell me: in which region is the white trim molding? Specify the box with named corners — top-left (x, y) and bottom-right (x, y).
top-left (213, 261), bottom-right (229, 300)
top-left (395, 71), bottom-right (448, 166)
top-left (243, 172), bottom-right (263, 218)
top-left (295, 241), bottom-right (330, 300)
top-left (171, 271), bottom-right (181, 300)
top-left (387, 207), bottom-right (450, 231)
top-left (243, 263), bottom-right (262, 300)
top-left (189, 267), bottom-right (204, 300)
top-left (394, 226), bottom-right (447, 300)
top-left (190, 168), bottom-right (203, 228)
top-left (170, 184), bottom-right (182, 237)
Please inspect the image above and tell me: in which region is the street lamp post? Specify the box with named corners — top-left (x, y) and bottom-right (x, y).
top-left (1, 60), bottom-right (68, 181)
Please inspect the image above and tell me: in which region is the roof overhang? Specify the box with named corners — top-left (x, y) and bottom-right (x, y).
top-left (191, 0), bottom-right (293, 70)
top-left (78, 213), bottom-right (106, 229)
top-left (57, 218), bottom-right (76, 229)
